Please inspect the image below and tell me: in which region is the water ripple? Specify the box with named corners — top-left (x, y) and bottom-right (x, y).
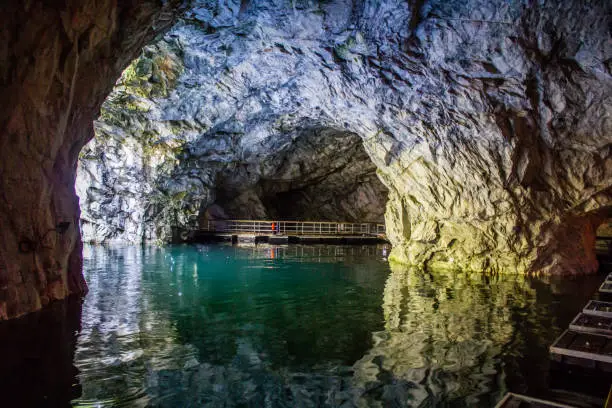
top-left (65, 244), bottom-right (606, 407)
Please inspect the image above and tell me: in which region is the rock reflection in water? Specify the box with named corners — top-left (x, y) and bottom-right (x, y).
top-left (1, 245), bottom-right (602, 407)
top-left (351, 265), bottom-right (555, 407)
top-left (75, 245), bottom-right (203, 407)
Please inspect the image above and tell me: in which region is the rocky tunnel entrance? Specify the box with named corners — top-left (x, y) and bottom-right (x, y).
top-left (212, 128), bottom-right (388, 223)
top-left (75, 28), bottom-right (391, 244)
top-left (77, 120), bottom-right (389, 243)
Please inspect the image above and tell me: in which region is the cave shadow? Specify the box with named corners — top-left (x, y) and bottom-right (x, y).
top-left (594, 207), bottom-right (612, 268)
top-left (0, 296), bottom-right (83, 408)
top-left (202, 127), bottom-right (390, 224)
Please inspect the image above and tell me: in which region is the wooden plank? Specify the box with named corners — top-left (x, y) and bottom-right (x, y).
top-left (494, 392), bottom-right (577, 408)
top-left (583, 300), bottom-right (612, 318)
top-left (569, 313), bottom-right (612, 336)
top-left (600, 281), bottom-right (612, 294)
top-left (550, 330), bottom-right (612, 366)
top-left (570, 332), bottom-right (607, 351)
top-left (552, 330), bottom-right (577, 349)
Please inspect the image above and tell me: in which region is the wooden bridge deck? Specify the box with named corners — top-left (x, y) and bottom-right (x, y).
top-left (599, 273), bottom-right (612, 295)
top-left (583, 300), bottom-right (612, 318)
top-left (549, 267), bottom-right (612, 380)
top-left (545, 262), bottom-right (612, 408)
top-left (569, 313), bottom-right (612, 336)
top-left (550, 329), bottom-right (612, 371)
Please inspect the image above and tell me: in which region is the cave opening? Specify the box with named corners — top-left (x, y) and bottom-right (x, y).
top-left (77, 115), bottom-right (389, 243)
top-left (203, 127), bottom-right (389, 223)
top-left (1, 0), bottom-right (612, 406)
top-left (75, 36), bottom-right (390, 244)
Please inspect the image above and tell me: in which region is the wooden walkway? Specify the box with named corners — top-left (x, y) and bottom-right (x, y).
top-left (536, 264), bottom-right (612, 408)
top-left (549, 272), bottom-right (612, 373)
top-left (550, 330), bottom-right (612, 369)
top-left (583, 300), bottom-right (612, 318)
top-left (193, 219), bottom-right (388, 244)
top-left (599, 272), bottom-right (612, 295)
top-left (199, 219), bottom-right (386, 236)
top-left (569, 313), bottom-right (612, 336)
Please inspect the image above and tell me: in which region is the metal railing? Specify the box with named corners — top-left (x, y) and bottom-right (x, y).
top-left (200, 219), bottom-right (386, 236)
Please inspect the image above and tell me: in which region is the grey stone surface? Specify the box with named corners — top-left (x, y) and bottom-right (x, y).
top-left (79, 0), bottom-right (611, 276)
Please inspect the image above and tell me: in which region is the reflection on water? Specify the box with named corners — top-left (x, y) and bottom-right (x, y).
top-left (351, 266), bottom-right (606, 407)
top-left (0, 244), bottom-right (606, 407)
top-left (75, 244), bottom-right (390, 407)
top-left (353, 267), bottom-right (532, 406)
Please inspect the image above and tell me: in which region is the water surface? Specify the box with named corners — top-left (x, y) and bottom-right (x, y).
top-left (0, 244), bottom-right (607, 407)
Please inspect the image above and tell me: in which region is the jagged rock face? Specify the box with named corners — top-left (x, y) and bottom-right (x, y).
top-left (78, 116), bottom-right (388, 242)
top-left (80, 0), bottom-right (611, 276)
top-left (77, 16), bottom-right (392, 243)
top-left (1, 0), bottom-right (611, 319)
top-left (0, 0), bottom-right (185, 319)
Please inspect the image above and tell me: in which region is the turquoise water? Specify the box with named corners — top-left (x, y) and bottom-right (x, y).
top-left (76, 244), bottom-right (391, 407)
top-left (0, 244), bottom-right (607, 407)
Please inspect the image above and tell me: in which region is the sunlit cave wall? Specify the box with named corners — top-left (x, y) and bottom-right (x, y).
top-left (76, 4), bottom-right (392, 244)
top-left (75, 0), bottom-right (612, 275)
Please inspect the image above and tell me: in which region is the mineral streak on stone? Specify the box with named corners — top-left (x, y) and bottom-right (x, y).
top-left (0, 0), bottom-right (186, 319)
top-left (1, 0), bottom-right (611, 319)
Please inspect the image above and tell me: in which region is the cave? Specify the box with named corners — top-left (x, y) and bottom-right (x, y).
top-left (74, 29), bottom-right (390, 243)
top-left (77, 113), bottom-right (389, 242)
top-left (213, 127), bottom-right (388, 223)
top-left (0, 0), bottom-right (610, 318)
top-left (0, 0), bottom-right (611, 405)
